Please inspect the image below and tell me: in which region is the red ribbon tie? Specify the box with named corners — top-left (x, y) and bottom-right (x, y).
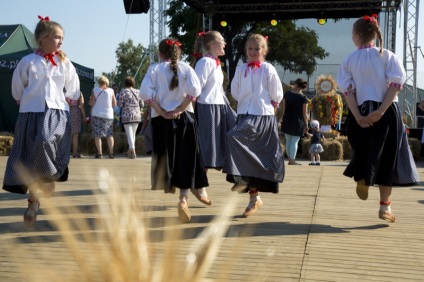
top-left (166, 39), bottom-right (182, 47)
top-left (38, 15), bottom-right (50, 21)
top-left (247, 61), bottom-right (261, 69)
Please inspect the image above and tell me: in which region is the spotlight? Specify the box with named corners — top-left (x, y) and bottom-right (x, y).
top-left (317, 18), bottom-right (327, 25)
top-left (270, 19), bottom-right (278, 26)
top-left (220, 20), bottom-right (227, 27)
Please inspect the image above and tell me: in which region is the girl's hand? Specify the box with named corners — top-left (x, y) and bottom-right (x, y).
top-left (363, 110), bottom-right (384, 126)
top-left (164, 110), bottom-right (181, 119)
top-left (355, 115), bottom-right (366, 127)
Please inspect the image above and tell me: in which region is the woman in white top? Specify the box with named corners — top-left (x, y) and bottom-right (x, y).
top-left (225, 34), bottom-right (285, 218)
top-left (191, 31), bottom-right (236, 174)
top-left (89, 75), bottom-right (117, 159)
top-left (337, 15), bottom-right (418, 223)
top-left (2, 16), bottom-right (80, 227)
top-left (140, 38), bottom-right (209, 223)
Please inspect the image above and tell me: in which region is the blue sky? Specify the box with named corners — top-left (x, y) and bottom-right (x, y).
top-left (1, 0), bottom-right (423, 89)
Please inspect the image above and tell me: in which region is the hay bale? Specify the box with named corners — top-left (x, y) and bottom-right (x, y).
top-left (135, 135), bottom-right (145, 155)
top-left (408, 138), bottom-right (421, 161)
top-left (321, 139), bottom-right (343, 161)
top-left (0, 136), bottom-right (14, 156)
top-left (337, 135), bottom-right (352, 160)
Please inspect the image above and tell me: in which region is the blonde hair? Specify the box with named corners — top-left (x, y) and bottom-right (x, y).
top-left (34, 17), bottom-right (66, 62)
top-left (245, 34), bottom-right (268, 58)
top-left (353, 16), bottom-right (383, 54)
top-left (159, 38), bottom-right (182, 91)
top-left (98, 76), bottom-right (110, 87)
top-left (190, 31), bottom-right (222, 67)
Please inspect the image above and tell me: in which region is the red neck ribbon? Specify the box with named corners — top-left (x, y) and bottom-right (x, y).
top-left (36, 51), bottom-right (58, 66)
top-left (206, 54), bottom-right (220, 67)
top-left (247, 61), bottom-right (261, 69)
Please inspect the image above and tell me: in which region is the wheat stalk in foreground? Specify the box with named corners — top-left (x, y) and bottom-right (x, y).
top-left (10, 168), bottom-right (239, 282)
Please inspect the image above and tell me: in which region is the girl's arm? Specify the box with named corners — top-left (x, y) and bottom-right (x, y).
top-left (88, 91), bottom-right (96, 107)
top-left (111, 91), bottom-right (117, 107)
top-left (344, 85), bottom-right (365, 126)
top-left (302, 102), bottom-right (309, 133)
top-left (279, 99), bottom-right (286, 123)
top-left (149, 101), bottom-right (166, 118)
top-left (364, 85), bottom-right (400, 125)
top-left (166, 96), bottom-right (193, 119)
top-left (79, 94), bottom-right (86, 120)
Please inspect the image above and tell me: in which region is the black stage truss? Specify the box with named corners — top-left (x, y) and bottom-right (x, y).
top-left (183, 0), bottom-right (402, 21)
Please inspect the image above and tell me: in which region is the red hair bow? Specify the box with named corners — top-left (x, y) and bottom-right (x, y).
top-left (38, 15), bottom-right (50, 21)
top-left (364, 14), bottom-right (378, 23)
top-left (264, 36), bottom-right (269, 41)
top-left (166, 39), bottom-right (182, 47)
top-left (197, 31), bottom-right (207, 37)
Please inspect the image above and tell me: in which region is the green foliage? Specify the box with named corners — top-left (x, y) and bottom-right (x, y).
top-left (166, 0), bottom-right (329, 80)
top-left (113, 39), bottom-right (149, 90)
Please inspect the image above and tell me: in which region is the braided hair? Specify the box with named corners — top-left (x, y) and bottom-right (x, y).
top-left (34, 16), bottom-right (66, 62)
top-left (353, 14), bottom-right (383, 55)
top-left (159, 38), bottom-right (182, 91)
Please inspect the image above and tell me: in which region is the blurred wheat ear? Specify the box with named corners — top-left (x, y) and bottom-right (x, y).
top-left (11, 167), bottom-right (239, 282)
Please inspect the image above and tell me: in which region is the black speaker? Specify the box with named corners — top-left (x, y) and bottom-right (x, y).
top-left (123, 0), bottom-right (150, 14)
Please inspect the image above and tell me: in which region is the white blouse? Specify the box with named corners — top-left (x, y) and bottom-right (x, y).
top-left (231, 62), bottom-right (283, 116)
top-left (337, 47), bottom-right (406, 105)
top-left (91, 87), bottom-right (115, 119)
top-left (11, 53), bottom-right (80, 113)
top-left (140, 61), bottom-right (201, 118)
top-left (194, 57), bottom-right (225, 105)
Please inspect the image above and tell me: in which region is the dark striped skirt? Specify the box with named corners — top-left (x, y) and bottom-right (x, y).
top-left (150, 112), bottom-right (209, 192)
top-left (195, 102), bottom-right (236, 169)
top-left (344, 101), bottom-right (418, 186)
top-left (3, 109), bottom-right (71, 194)
top-left (224, 114), bottom-right (285, 193)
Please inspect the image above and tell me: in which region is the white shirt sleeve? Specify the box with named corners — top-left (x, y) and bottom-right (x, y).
top-left (64, 59), bottom-right (80, 101)
top-left (383, 50), bottom-right (406, 85)
top-left (140, 64), bottom-right (157, 102)
top-left (267, 65), bottom-right (284, 104)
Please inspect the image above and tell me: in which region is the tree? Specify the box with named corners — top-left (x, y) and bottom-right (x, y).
top-left (112, 39), bottom-right (149, 90)
top-left (166, 0), bottom-right (329, 81)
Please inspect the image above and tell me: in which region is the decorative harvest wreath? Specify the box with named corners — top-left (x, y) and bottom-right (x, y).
top-left (310, 75), bottom-right (343, 127)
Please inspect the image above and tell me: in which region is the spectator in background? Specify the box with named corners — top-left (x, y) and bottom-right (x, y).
top-left (89, 76), bottom-right (116, 159)
top-left (118, 76), bottom-right (143, 159)
top-left (69, 92), bottom-right (86, 158)
top-left (280, 78), bottom-right (309, 165)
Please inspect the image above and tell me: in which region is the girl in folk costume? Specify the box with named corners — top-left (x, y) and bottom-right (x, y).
top-left (191, 31), bottom-right (236, 181)
top-left (2, 16), bottom-right (80, 227)
top-left (140, 38), bottom-right (209, 223)
top-left (337, 14), bottom-right (418, 223)
top-left (225, 34), bottom-right (285, 217)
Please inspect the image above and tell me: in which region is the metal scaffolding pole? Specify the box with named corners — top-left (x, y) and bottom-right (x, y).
top-left (149, 0), bottom-right (167, 64)
top-left (402, 0), bottom-right (420, 127)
